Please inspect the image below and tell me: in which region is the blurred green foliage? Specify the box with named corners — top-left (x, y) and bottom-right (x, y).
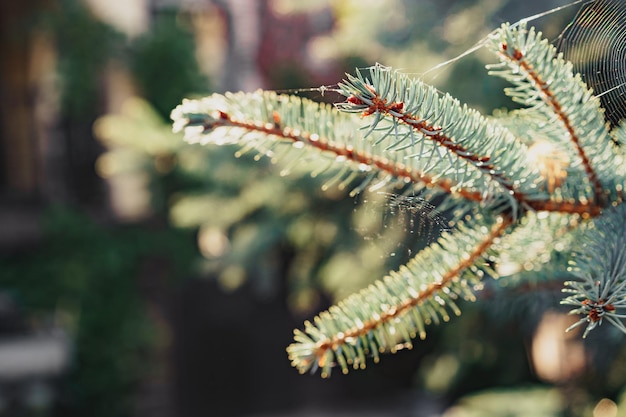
top-left (0, 207), bottom-right (197, 417)
top-left (50, 0), bottom-right (123, 119)
top-left (0, 1), bottom-right (203, 416)
top-left (130, 10), bottom-right (210, 119)
top-left (444, 386), bottom-right (563, 417)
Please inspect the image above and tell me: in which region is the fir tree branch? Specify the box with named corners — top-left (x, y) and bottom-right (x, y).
top-left (287, 215), bottom-right (513, 377)
top-left (499, 44), bottom-right (603, 203)
top-left (172, 90), bottom-right (604, 217)
top-left (527, 200), bottom-right (602, 217)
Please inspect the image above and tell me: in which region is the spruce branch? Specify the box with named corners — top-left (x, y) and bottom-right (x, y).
top-left (562, 204), bottom-right (626, 338)
top-left (333, 63), bottom-right (607, 216)
top-left (487, 23), bottom-right (616, 208)
top-left (170, 20), bottom-right (626, 376)
top-left (334, 64), bottom-right (540, 218)
top-left (172, 92), bottom-right (487, 200)
top-left (287, 215), bottom-right (513, 377)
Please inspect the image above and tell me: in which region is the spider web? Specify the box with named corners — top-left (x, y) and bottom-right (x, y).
top-left (353, 191), bottom-right (451, 267)
top-left (557, 0), bottom-right (626, 128)
top-left (382, 193), bottom-right (451, 246)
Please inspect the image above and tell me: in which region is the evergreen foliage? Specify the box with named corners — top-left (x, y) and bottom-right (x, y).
top-left (172, 22), bottom-right (626, 376)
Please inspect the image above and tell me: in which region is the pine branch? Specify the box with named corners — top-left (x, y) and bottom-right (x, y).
top-left (287, 215), bottom-right (513, 377)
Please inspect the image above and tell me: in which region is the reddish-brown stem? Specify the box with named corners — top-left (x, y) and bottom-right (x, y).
top-left (354, 93), bottom-right (518, 196)
top-left (525, 199), bottom-right (602, 217)
top-left (204, 110), bottom-right (604, 217)
top-left (311, 216), bottom-right (514, 366)
top-left (500, 44), bottom-right (605, 205)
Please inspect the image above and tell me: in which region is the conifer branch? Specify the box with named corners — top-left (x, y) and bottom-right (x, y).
top-left (172, 92), bottom-right (485, 201)
top-left (334, 64), bottom-right (543, 215)
top-left (497, 43), bottom-right (603, 203)
top-left (336, 67), bottom-right (519, 198)
top-left (527, 200), bottom-right (602, 217)
top-left (171, 18), bottom-right (626, 377)
top-left (562, 204), bottom-right (626, 337)
top-left (333, 64), bottom-right (605, 217)
top-left (287, 215), bottom-right (513, 377)
top-left (488, 23), bottom-right (614, 209)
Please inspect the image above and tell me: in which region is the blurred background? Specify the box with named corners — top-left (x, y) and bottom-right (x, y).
top-left (2, 0), bottom-right (626, 416)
